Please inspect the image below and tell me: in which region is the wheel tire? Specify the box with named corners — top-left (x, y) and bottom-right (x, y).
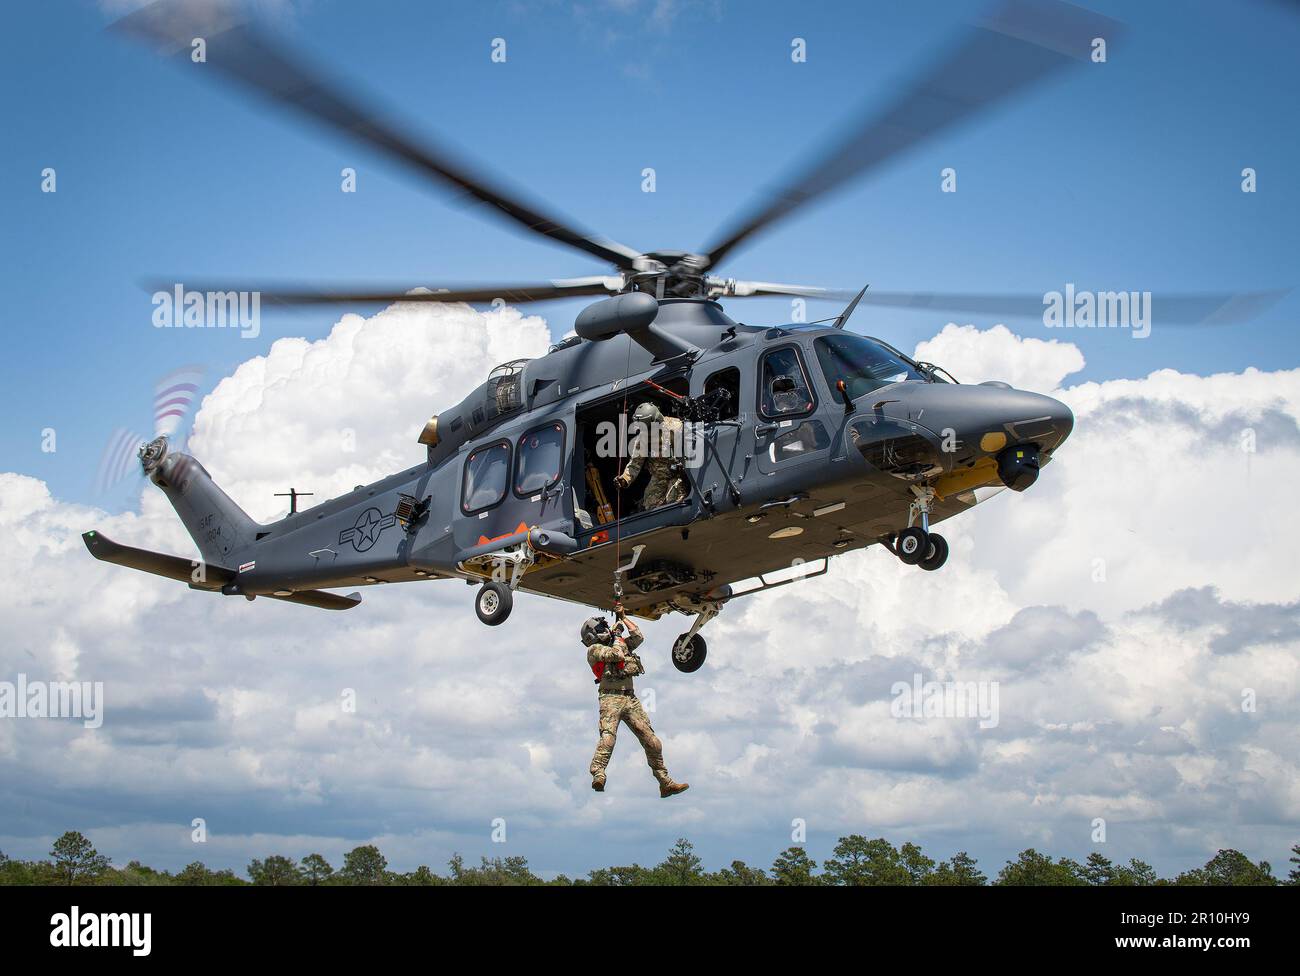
top-left (475, 581), bottom-right (513, 626)
top-left (672, 633), bottom-right (708, 673)
top-left (896, 526), bottom-right (929, 565)
top-left (918, 533), bottom-right (949, 572)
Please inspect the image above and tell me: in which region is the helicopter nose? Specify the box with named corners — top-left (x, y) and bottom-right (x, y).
top-left (1045, 393), bottom-right (1073, 445)
top-left (863, 382), bottom-right (1073, 491)
top-left (982, 386), bottom-right (1073, 454)
top-left (877, 383), bottom-right (1071, 449)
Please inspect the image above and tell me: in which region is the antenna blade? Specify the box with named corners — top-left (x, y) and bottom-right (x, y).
top-left (832, 284), bottom-right (871, 329)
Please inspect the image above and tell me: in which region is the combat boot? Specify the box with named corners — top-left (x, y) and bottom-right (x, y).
top-left (591, 772), bottom-right (606, 792)
top-left (658, 777), bottom-right (689, 798)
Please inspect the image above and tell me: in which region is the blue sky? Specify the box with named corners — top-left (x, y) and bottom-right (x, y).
top-left (2, 0), bottom-right (1297, 510)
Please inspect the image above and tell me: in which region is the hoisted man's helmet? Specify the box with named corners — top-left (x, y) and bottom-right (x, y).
top-left (580, 616), bottom-right (612, 646)
top-left (632, 401), bottom-right (663, 425)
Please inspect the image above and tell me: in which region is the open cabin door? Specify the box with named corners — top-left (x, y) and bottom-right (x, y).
top-left (571, 376), bottom-right (692, 545)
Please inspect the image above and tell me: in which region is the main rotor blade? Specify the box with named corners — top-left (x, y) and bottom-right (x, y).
top-left (719, 281), bottom-right (1290, 325)
top-left (715, 280), bottom-right (858, 300)
top-left (699, 0), bottom-right (1120, 270)
top-left (855, 287), bottom-right (1291, 325)
top-left (112, 0), bottom-right (643, 271)
top-left (158, 278), bottom-right (624, 307)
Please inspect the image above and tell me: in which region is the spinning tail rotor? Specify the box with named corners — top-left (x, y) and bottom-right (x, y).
top-left (94, 365), bottom-right (205, 494)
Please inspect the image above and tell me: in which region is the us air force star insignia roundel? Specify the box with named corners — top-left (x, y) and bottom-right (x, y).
top-left (339, 507), bottom-right (397, 552)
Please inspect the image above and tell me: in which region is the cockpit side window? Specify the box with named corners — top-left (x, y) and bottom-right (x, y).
top-left (815, 334), bottom-right (923, 404)
top-left (759, 346), bottom-right (815, 419)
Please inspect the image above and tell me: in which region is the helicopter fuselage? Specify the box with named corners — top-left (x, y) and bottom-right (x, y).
top-left (184, 298), bottom-right (1072, 619)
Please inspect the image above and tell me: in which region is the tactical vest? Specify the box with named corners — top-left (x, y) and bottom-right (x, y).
top-left (589, 638), bottom-right (627, 683)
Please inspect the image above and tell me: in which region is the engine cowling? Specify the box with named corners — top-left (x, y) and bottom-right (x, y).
top-left (574, 292), bottom-right (659, 341)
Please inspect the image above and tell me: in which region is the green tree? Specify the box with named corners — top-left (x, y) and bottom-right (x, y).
top-left (248, 854), bottom-right (304, 886)
top-left (995, 849), bottom-right (1087, 886)
top-left (928, 851), bottom-right (987, 886)
top-left (300, 853), bottom-right (334, 886)
top-left (654, 838), bottom-right (704, 886)
top-left (1082, 852), bottom-right (1116, 886)
top-left (899, 842), bottom-right (935, 884)
top-left (1175, 849), bottom-right (1275, 886)
top-left (448, 855), bottom-right (540, 886)
top-left (584, 864), bottom-right (651, 886)
top-left (822, 836), bottom-right (910, 886)
top-left (106, 860), bottom-right (168, 887)
top-left (407, 865), bottom-right (440, 886)
top-left (711, 860), bottom-right (772, 885)
top-left (0, 856), bottom-right (47, 885)
top-left (175, 861), bottom-right (215, 886)
top-left (340, 845), bottom-right (388, 885)
top-left (447, 853), bottom-right (466, 882)
top-left (771, 846), bottom-right (819, 886)
top-left (1287, 844), bottom-right (1300, 886)
top-left (49, 831), bottom-right (109, 886)
top-left (1112, 858), bottom-right (1159, 886)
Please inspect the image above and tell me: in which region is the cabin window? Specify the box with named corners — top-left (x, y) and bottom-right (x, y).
top-left (759, 346), bottom-right (815, 418)
top-left (703, 367), bottom-right (740, 421)
top-left (462, 441), bottom-right (510, 514)
top-left (515, 423), bottom-right (565, 496)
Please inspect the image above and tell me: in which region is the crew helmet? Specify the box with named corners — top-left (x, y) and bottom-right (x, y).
top-left (580, 616), bottom-right (612, 646)
top-left (633, 401), bottom-right (663, 425)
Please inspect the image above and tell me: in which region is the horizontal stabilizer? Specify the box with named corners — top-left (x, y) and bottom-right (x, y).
top-left (265, 589), bottom-right (362, 611)
top-left (83, 531), bottom-right (361, 611)
top-left (82, 530), bottom-right (233, 590)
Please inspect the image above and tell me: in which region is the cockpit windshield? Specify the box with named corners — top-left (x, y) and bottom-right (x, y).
top-left (814, 333), bottom-right (924, 404)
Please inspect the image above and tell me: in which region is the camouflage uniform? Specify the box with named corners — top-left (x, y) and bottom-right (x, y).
top-left (619, 415), bottom-right (686, 510)
top-left (587, 629), bottom-right (674, 789)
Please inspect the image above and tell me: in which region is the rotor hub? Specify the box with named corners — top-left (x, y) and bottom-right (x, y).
top-left (139, 436), bottom-right (169, 474)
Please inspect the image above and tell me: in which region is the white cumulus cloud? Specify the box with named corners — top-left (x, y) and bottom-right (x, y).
top-left (914, 322), bottom-right (1086, 392)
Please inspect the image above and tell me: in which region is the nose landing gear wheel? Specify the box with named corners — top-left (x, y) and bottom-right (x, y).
top-left (918, 533), bottom-right (949, 572)
top-left (672, 633), bottom-right (707, 673)
top-left (475, 581), bottom-right (513, 626)
top-left (896, 526), bottom-right (929, 565)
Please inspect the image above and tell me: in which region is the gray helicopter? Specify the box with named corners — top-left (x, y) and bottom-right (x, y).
top-left (84, 0), bottom-right (1276, 672)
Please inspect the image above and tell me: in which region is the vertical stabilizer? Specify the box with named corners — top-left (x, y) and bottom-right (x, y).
top-left (141, 438), bottom-right (260, 566)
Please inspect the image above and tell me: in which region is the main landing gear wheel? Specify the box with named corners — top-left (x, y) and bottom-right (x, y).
top-left (896, 526), bottom-right (929, 565)
top-left (475, 581), bottom-right (513, 626)
top-left (672, 633), bottom-right (708, 673)
top-left (918, 533), bottom-right (949, 572)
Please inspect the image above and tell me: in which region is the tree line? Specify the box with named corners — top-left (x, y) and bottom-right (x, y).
top-left (2, 831), bottom-right (1295, 886)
